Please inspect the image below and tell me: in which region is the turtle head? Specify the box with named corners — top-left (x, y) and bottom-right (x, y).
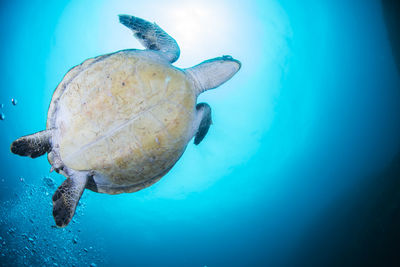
top-left (185, 55), bottom-right (241, 95)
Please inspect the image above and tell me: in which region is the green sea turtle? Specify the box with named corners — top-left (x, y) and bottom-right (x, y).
top-left (10, 15), bottom-right (241, 227)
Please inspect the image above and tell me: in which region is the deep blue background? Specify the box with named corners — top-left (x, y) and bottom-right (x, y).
top-left (1, 0), bottom-right (399, 266)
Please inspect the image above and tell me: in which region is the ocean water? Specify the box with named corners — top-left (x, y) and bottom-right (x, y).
top-left (1, 0), bottom-right (399, 266)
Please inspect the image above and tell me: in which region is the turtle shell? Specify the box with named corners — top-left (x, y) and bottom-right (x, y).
top-left (47, 50), bottom-right (196, 192)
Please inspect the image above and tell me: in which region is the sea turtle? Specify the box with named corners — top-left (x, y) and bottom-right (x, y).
top-left (10, 15), bottom-right (241, 227)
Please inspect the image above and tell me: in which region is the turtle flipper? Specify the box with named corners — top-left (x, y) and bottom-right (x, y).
top-left (119, 15), bottom-right (180, 63)
top-left (10, 130), bottom-right (52, 158)
top-left (194, 103), bottom-right (212, 145)
top-left (52, 171), bottom-right (88, 227)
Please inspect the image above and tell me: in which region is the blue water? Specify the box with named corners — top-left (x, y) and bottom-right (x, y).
top-left (1, 0), bottom-right (399, 266)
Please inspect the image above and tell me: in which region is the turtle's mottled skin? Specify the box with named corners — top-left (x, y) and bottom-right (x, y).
top-left (10, 15), bottom-right (241, 227)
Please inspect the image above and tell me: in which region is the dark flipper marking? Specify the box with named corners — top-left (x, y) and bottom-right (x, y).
top-left (52, 172), bottom-right (88, 227)
top-left (119, 15), bottom-right (180, 63)
top-left (194, 103), bottom-right (212, 145)
top-left (10, 130), bottom-right (52, 158)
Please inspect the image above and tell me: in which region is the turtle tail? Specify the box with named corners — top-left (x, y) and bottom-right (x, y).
top-left (11, 129), bottom-right (53, 158)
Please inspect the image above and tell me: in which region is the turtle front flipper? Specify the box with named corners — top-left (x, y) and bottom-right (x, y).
top-left (194, 103), bottom-right (212, 145)
top-left (52, 170), bottom-right (88, 227)
top-left (10, 129), bottom-right (53, 158)
top-left (119, 15), bottom-right (180, 63)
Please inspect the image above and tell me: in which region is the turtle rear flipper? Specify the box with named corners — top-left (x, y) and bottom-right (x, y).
top-left (10, 130), bottom-right (52, 158)
top-left (119, 15), bottom-right (180, 63)
top-left (52, 170), bottom-right (88, 227)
